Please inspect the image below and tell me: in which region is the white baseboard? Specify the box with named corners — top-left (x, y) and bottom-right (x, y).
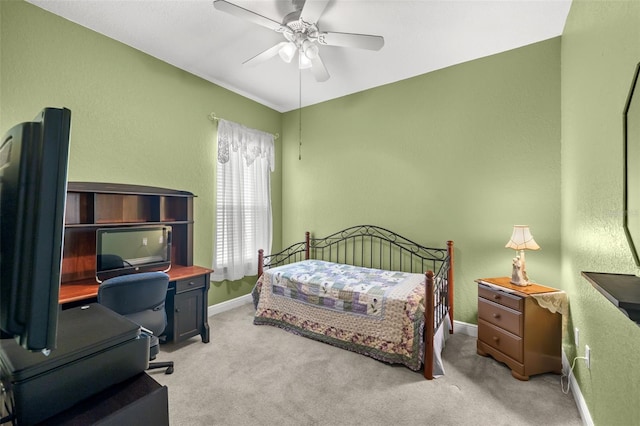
top-left (452, 321), bottom-right (591, 426)
top-left (208, 293), bottom-right (253, 317)
top-left (453, 320), bottom-right (477, 337)
top-left (562, 350), bottom-right (594, 426)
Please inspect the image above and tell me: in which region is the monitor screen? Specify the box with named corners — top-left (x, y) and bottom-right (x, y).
top-left (0, 107), bottom-right (71, 353)
top-left (96, 226), bottom-right (172, 282)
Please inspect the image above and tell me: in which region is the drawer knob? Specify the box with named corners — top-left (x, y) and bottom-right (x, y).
top-left (492, 336), bottom-right (499, 342)
top-left (492, 313), bottom-right (500, 319)
top-left (493, 294), bottom-right (501, 300)
top-left (189, 281), bottom-right (195, 286)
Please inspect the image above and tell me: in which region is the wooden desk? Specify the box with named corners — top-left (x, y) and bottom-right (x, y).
top-left (59, 183), bottom-right (212, 344)
top-left (60, 265), bottom-right (213, 344)
top-left (60, 264), bottom-right (211, 303)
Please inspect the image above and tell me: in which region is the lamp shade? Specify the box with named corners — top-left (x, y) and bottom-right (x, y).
top-left (505, 225), bottom-right (540, 251)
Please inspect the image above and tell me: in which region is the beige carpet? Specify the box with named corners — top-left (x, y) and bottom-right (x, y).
top-left (152, 303), bottom-right (583, 426)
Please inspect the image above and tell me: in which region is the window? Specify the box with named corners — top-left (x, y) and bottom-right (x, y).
top-left (212, 119), bottom-right (274, 281)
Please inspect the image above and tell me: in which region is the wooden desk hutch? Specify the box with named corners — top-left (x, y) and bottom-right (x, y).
top-left (60, 182), bottom-right (212, 344)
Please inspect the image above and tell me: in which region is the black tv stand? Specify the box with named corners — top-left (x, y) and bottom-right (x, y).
top-left (0, 304), bottom-right (153, 425)
top-left (38, 372), bottom-right (168, 425)
top-left (582, 271), bottom-right (640, 324)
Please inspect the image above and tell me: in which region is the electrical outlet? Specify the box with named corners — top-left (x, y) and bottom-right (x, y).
top-left (142, 237), bottom-right (148, 246)
top-left (585, 345), bottom-right (591, 369)
top-left (574, 327), bottom-right (579, 346)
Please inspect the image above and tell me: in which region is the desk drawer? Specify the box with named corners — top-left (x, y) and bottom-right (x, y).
top-left (478, 284), bottom-right (523, 311)
top-left (175, 275), bottom-right (206, 293)
top-left (478, 319), bottom-right (523, 362)
top-left (478, 298), bottom-right (523, 336)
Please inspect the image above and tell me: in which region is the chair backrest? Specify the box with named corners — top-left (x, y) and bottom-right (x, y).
top-left (96, 254), bottom-right (126, 271)
top-left (97, 271), bottom-right (170, 337)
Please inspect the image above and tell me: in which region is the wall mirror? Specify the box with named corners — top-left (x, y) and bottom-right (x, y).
top-left (624, 62), bottom-right (640, 266)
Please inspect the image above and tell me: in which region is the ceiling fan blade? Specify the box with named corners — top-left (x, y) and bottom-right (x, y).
top-left (310, 54), bottom-right (330, 82)
top-left (318, 32), bottom-right (384, 51)
top-left (300, 0), bottom-right (330, 24)
top-left (243, 41), bottom-right (289, 66)
top-left (213, 0), bottom-right (285, 32)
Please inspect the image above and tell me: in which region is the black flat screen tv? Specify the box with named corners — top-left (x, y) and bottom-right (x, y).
top-left (0, 107), bottom-right (71, 354)
top-left (96, 225), bottom-right (172, 282)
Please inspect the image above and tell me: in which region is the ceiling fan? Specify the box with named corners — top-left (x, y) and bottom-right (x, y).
top-left (213, 0), bottom-right (384, 82)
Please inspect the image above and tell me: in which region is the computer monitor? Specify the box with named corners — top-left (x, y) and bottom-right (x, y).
top-left (96, 225), bottom-right (172, 282)
top-left (0, 107), bottom-right (71, 354)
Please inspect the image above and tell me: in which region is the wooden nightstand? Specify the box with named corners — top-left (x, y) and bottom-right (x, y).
top-left (476, 277), bottom-right (564, 381)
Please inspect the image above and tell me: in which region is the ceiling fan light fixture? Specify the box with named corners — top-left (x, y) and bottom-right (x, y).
top-left (299, 52), bottom-right (312, 69)
top-left (301, 39), bottom-right (319, 59)
top-left (278, 42), bottom-right (296, 63)
top-left (213, 0), bottom-right (385, 83)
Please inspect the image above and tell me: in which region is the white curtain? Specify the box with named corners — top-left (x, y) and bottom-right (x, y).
top-left (212, 119), bottom-right (274, 281)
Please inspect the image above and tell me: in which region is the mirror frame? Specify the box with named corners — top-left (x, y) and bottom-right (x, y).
top-left (623, 62), bottom-right (640, 266)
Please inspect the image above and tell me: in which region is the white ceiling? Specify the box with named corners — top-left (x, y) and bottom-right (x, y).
top-left (27, 0), bottom-right (572, 113)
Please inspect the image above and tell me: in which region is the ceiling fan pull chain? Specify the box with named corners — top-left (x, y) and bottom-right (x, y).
top-left (299, 68), bottom-right (302, 161)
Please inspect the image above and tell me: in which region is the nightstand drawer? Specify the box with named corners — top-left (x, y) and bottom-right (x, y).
top-left (175, 275), bottom-right (206, 293)
top-left (478, 319), bottom-right (523, 362)
top-left (478, 298), bottom-right (523, 336)
top-left (478, 284), bottom-right (523, 312)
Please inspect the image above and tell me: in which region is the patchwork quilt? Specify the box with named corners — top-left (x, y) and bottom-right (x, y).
top-left (252, 260), bottom-right (426, 370)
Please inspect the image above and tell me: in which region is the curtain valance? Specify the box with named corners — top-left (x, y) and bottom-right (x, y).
top-left (217, 119), bottom-right (275, 171)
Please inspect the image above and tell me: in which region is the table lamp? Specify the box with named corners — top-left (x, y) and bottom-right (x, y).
top-left (505, 225), bottom-right (540, 286)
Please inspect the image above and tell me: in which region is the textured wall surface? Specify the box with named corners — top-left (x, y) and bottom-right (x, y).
top-left (561, 0), bottom-right (640, 424)
top-left (282, 39), bottom-right (562, 324)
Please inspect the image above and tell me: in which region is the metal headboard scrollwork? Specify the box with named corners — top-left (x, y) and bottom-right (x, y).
top-left (259, 225), bottom-right (451, 283)
top-left (308, 225), bottom-right (448, 275)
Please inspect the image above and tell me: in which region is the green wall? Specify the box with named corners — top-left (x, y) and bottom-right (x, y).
top-left (0, 0), bottom-right (282, 306)
top-left (282, 38), bottom-right (562, 324)
top-left (562, 0), bottom-right (640, 424)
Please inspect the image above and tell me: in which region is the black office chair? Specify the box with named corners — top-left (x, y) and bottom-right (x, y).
top-left (97, 253), bottom-right (129, 271)
top-left (97, 271), bottom-right (174, 374)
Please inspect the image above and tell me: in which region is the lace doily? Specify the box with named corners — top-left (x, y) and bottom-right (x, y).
top-left (531, 291), bottom-right (568, 316)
